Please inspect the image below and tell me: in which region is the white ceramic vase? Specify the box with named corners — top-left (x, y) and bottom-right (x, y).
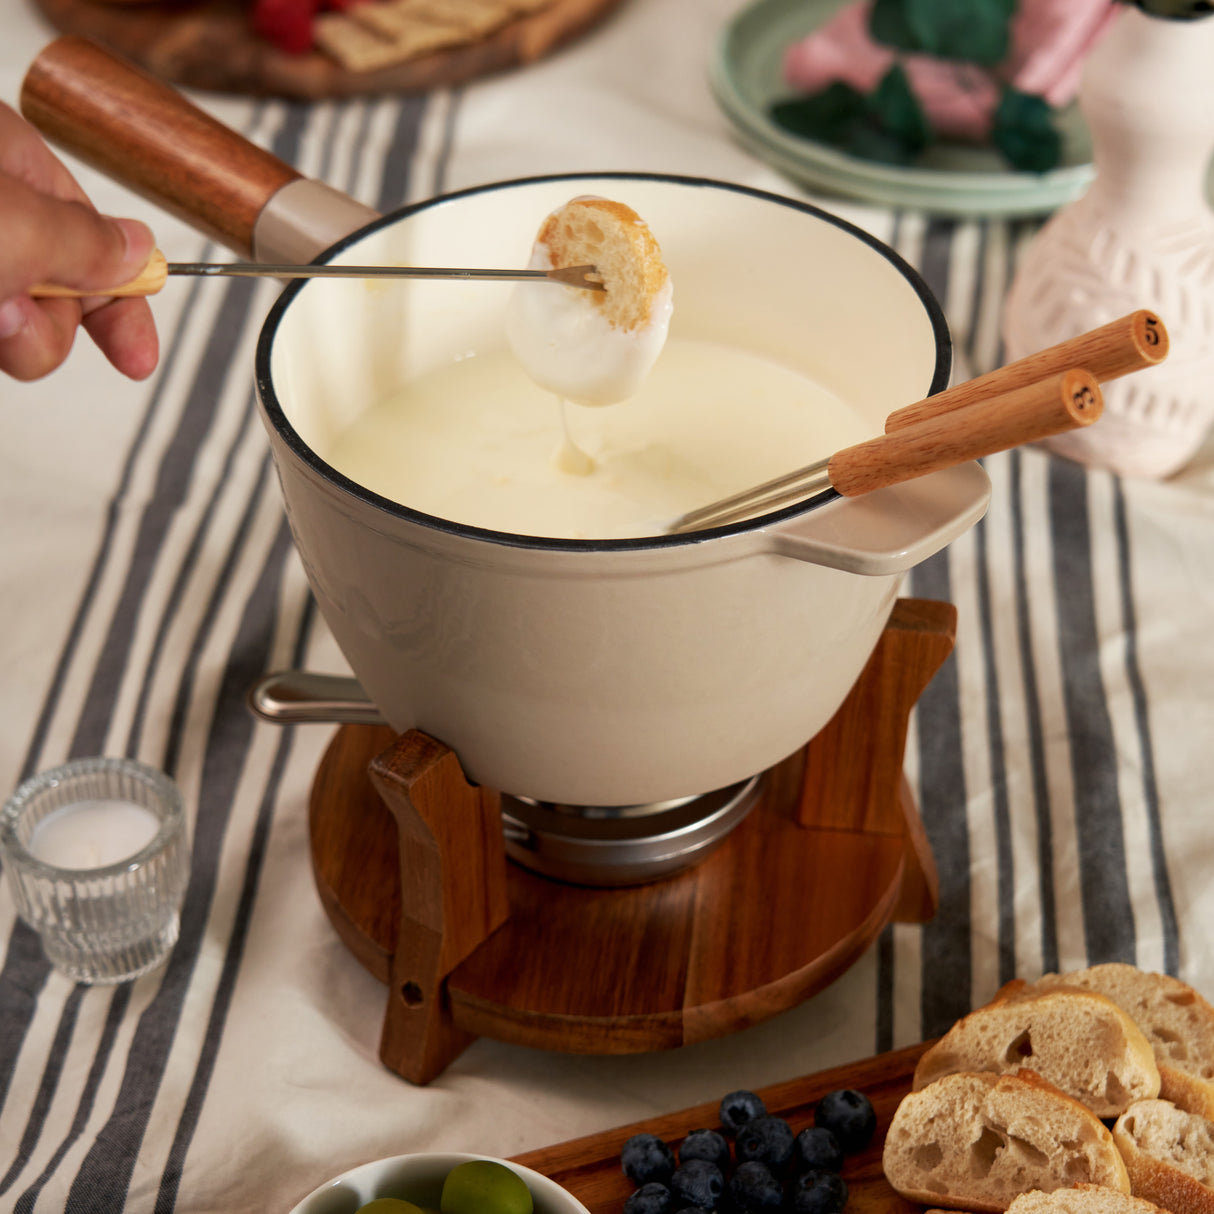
top-left (1002, 4), bottom-right (1214, 479)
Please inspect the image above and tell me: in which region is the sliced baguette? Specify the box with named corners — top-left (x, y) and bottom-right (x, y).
top-left (535, 196), bottom-right (669, 332)
top-left (883, 1071), bottom-right (1131, 1212)
top-left (913, 987), bottom-right (1161, 1118)
top-left (1006, 1186), bottom-right (1168, 1214)
top-left (1113, 1099), bottom-right (1214, 1214)
top-left (1030, 966), bottom-right (1214, 1119)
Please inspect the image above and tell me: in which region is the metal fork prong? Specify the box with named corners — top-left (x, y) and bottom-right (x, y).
top-left (546, 264), bottom-right (606, 291)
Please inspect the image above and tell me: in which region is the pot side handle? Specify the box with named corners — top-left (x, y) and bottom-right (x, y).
top-left (20, 36), bottom-right (379, 263)
top-left (765, 461), bottom-right (991, 577)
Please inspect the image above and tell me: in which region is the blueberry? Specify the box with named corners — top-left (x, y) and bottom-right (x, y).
top-left (727, 1161), bottom-right (783, 1214)
top-left (719, 1090), bottom-right (767, 1137)
top-left (670, 1160), bottom-right (724, 1211)
top-left (623, 1134), bottom-right (677, 1187)
top-left (790, 1170), bottom-right (848, 1214)
top-left (624, 1183), bottom-right (674, 1214)
top-left (813, 1090), bottom-right (876, 1154)
top-left (679, 1128), bottom-right (731, 1173)
top-left (734, 1115), bottom-right (795, 1174)
top-left (793, 1126), bottom-right (844, 1174)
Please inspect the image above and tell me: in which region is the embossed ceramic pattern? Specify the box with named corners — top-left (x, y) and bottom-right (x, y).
top-left (255, 174), bottom-right (991, 806)
top-left (1003, 8), bottom-right (1214, 478)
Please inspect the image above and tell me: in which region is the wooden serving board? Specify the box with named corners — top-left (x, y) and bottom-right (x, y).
top-left (511, 1039), bottom-right (930, 1214)
top-left (30, 0), bottom-right (628, 98)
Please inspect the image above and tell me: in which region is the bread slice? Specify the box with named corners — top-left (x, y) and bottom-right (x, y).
top-left (1005, 1186), bottom-right (1168, 1214)
top-left (913, 987), bottom-right (1161, 1118)
top-left (535, 196), bottom-right (669, 332)
top-left (1113, 1099), bottom-right (1214, 1214)
top-left (883, 1071), bottom-right (1131, 1212)
top-left (1030, 966), bottom-right (1214, 1119)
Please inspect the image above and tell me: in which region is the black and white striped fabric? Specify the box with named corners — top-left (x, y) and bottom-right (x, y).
top-left (2, 2), bottom-right (1211, 1211)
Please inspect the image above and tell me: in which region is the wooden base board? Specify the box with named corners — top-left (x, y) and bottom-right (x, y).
top-left (307, 598), bottom-right (956, 1084)
top-left (511, 1039), bottom-right (930, 1214)
top-left (31, 0), bottom-right (627, 98)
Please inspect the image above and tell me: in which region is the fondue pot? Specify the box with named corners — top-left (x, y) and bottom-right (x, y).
top-left (23, 39), bottom-right (990, 808)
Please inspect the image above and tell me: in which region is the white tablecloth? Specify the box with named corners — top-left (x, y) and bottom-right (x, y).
top-left (1, 2), bottom-right (1212, 1211)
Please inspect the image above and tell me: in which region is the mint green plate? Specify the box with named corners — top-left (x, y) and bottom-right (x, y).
top-left (710, 0), bottom-right (1095, 217)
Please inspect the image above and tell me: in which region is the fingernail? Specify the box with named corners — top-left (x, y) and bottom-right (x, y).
top-left (115, 217), bottom-right (155, 267)
top-left (0, 298), bottom-right (27, 340)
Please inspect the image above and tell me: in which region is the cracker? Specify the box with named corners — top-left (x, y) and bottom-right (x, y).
top-left (318, 0), bottom-right (556, 72)
top-left (407, 0), bottom-right (516, 36)
top-left (315, 12), bottom-right (456, 71)
top-left (346, 3), bottom-right (468, 49)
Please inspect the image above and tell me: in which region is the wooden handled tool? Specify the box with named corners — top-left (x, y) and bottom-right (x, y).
top-left (671, 369), bottom-right (1103, 532)
top-left (885, 310), bottom-right (1167, 431)
top-left (27, 250), bottom-right (606, 298)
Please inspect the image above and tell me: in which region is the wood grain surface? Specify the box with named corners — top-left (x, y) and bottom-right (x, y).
top-left (30, 0), bottom-right (628, 98)
top-left (306, 599), bottom-right (956, 1084)
top-left (511, 1039), bottom-right (930, 1214)
top-left (830, 371), bottom-right (1103, 497)
top-left (884, 310), bottom-right (1167, 432)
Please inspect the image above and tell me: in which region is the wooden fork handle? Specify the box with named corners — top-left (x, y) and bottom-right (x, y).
top-left (21, 37), bottom-right (301, 258)
top-left (832, 369), bottom-right (1103, 497)
top-left (885, 311), bottom-right (1166, 432)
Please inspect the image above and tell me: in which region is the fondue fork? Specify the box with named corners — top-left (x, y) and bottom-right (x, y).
top-left (29, 249), bottom-right (606, 297)
top-left (670, 369), bottom-right (1104, 533)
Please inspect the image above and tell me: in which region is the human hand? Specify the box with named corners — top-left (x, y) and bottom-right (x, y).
top-left (0, 100), bottom-right (159, 382)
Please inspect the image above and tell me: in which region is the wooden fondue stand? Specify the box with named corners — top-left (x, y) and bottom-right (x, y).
top-left (308, 598), bottom-right (955, 1085)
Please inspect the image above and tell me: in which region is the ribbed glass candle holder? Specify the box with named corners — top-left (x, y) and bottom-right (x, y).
top-left (0, 757), bottom-right (190, 984)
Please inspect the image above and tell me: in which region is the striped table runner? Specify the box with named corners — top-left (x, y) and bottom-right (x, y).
top-left (1, 4), bottom-right (1211, 1210)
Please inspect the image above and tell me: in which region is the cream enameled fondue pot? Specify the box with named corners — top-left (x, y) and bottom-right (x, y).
top-left (23, 40), bottom-right (990, 807)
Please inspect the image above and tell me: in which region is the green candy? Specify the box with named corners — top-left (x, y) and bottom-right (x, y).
top-left (356, 1201), bottom-right (427, 1214)
top-left (440, 1162), bottom-right (534, 1214)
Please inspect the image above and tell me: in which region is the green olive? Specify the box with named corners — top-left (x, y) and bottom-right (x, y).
top-left (356, 1200), bottom-right (427, 1214)
top-left (440, 1161), bottom-right (534, 1214)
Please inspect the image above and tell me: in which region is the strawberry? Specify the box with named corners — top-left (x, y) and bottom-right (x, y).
top-left (251, 0), bottom-right (322, 55)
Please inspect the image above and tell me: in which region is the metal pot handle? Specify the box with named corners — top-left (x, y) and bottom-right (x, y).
top-left (21, 37), bottom-right (378, 264)
top-left (764, 461), bottom-right (991, 577)
top-left (247, 672), bottom-right (385, 726)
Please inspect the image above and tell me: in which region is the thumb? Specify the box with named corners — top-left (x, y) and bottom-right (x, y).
top-left (75, 215), bottom-right (157, 295)
top-left (0, 175), bottom-right (155, 299)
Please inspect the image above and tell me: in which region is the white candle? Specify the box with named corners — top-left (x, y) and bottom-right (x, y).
top-left (29, 799), bottom-right (161, 870)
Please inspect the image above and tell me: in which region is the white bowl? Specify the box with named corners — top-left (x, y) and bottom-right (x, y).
top-left (288, 1152), bottom-right (592, 1214)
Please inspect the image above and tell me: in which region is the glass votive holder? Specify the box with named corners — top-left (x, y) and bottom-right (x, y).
top-left (0, 757), bottom-right (191, 984)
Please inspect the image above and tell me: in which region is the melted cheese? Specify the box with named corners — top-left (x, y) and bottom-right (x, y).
top-left (324, 338), bottom-right (871, 540)
top-left (505, 242), bottom-right (673, 406)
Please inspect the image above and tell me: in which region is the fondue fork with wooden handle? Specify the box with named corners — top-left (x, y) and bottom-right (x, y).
top-left (28, 248), bottom-right (606, 296)
top-left (671, 369), bottom-right (1104, 532)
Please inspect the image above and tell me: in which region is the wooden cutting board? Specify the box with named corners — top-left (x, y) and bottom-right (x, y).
top-left (511, 1040), bottom-right (929, 1214)
top-left (30, 0), bottom-right (628, 98)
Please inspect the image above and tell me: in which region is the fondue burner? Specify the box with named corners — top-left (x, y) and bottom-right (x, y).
top-left (307, 599), bottom-right (955, 1085)
top-left (500, 778), bottom-right (764, 886)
